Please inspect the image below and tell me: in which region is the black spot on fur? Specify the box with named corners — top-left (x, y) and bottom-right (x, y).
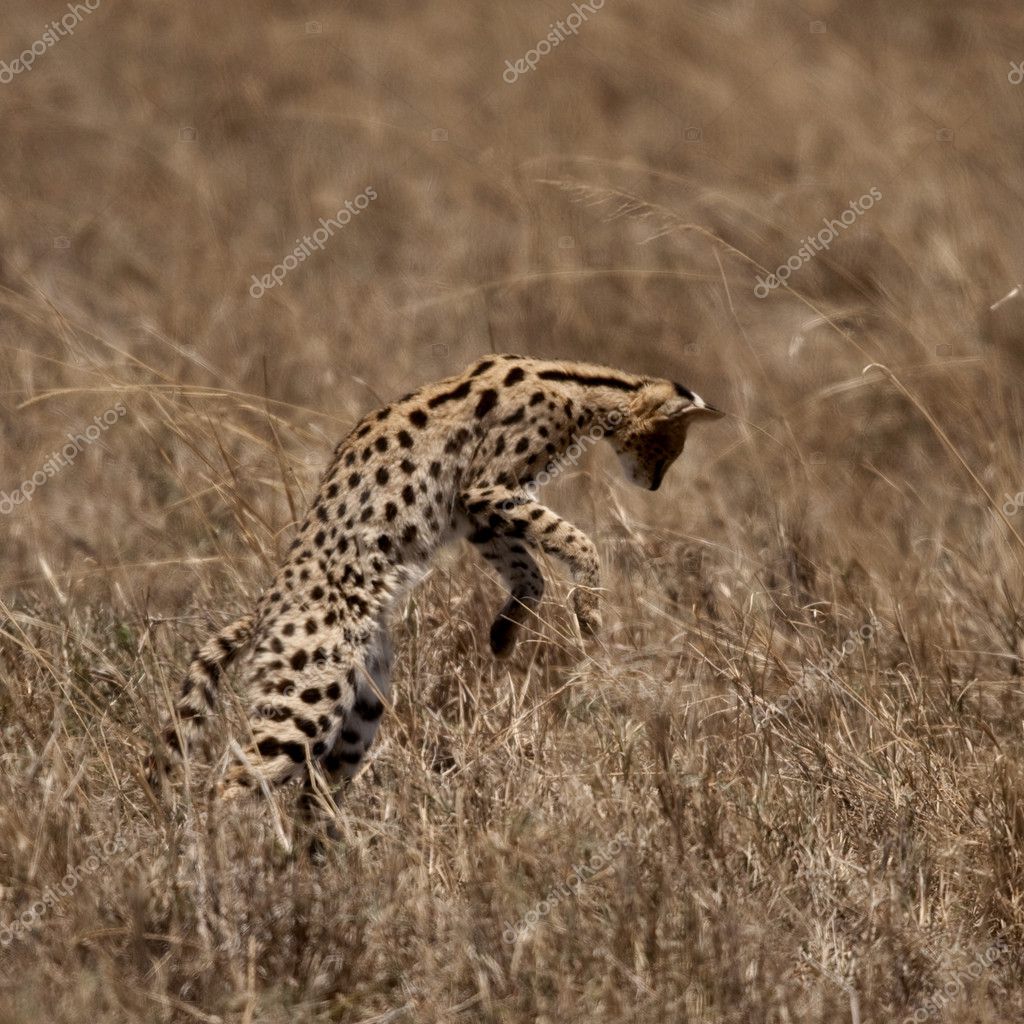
top-left (445, 428), bottom-right (470, 454)
top-left (256, 737), bottom-right (280, 758)
top-left (537, 369), bottom-right (638, 391)
top-left (474, 388), bottom-right (499, 418)
top-left (427, 380), bottom-right (472, 408)
top-left (198, 657), bottom-right (220, 683)
top-left (354, 697), bottom-right (384, 721)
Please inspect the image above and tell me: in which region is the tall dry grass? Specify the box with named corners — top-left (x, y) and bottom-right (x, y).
top-left (2, 0), bottom-right (1024, 1020)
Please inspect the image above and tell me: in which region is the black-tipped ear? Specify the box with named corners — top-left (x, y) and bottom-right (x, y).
top-left (687, 403), bottom-right (725, 421)
top-left (654, 396), bottom-right (725, 421)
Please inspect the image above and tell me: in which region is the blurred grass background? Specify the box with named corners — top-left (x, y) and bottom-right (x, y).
top-left (2, 1), bottom-right (1024, 1021)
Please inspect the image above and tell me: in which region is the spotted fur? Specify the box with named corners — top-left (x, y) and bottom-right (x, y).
top-left (155, 355), bottom-right (722, 798)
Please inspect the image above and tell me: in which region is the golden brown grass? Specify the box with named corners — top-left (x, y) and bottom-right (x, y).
top-left (2, 0), bottom-right (1024, 1020)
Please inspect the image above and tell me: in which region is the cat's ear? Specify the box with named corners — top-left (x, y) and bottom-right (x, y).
top-left (653, 394), bottom-right (724, 422)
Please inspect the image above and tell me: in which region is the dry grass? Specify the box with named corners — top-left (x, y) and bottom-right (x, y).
top-left (2, 1), bottom-right (1024, 1020)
